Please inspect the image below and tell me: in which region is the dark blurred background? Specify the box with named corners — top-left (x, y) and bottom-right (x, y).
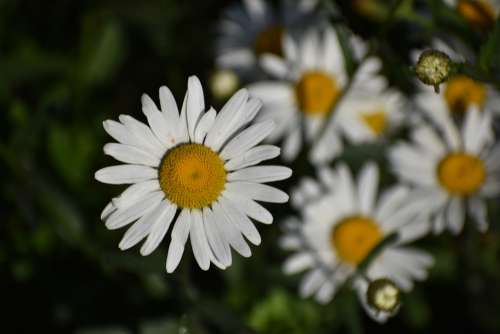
top-left (1, 0), bottom-right (500, 333)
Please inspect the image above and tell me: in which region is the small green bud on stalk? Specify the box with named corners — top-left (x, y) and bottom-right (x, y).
top-left (415, 50), bottom-right (452, 93)
top-left (366, 278), bottom-right (401, 314)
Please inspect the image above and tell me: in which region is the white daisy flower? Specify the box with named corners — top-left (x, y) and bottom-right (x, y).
top-left (95, 76), bottom-right (291, 273)
top-left (216, 0), bottom-right (322, 77)
top-left (335, 88), bottom-right (405, 146)
top-left (248, 26), bottom-right (387, 163)
top-left (281, 163), bottom-right (433, 322)
top-left (414, 39), bottom-right (500, 117)
top-left (389, 106), bottom-right (499, 234)
top-left (443, 0), bottom-right (499, 30)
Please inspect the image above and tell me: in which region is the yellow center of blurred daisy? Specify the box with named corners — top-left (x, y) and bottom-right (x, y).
top-left (444, 75), bottom-right (487, 114)
top-left (438, 153), bottom-right (485, 195)
top-left (331, 216), bottom-right (382, 265)
top-left (457, 0), bottom-right (496, 30)
top-left (360, 110), bottom-right (387, 135)
top-left (159, 143), bottom-right (226, 208)
top-left (254, 25), bottom-right (284, 57)
top-left (295, 71), bottom-right (339, 116)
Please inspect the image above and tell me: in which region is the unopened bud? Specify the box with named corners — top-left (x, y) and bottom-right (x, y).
top-left (415, 49), bottom-right (452, 93)
top-left (366, 278), bottom-right (401, 314)
top-left (210, 69), bottom-right (239, 100)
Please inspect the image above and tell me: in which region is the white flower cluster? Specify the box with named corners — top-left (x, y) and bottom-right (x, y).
top-left (95, 0), bottom-right (500, 323)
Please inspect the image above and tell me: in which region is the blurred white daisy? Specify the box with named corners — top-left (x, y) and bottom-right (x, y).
top-left (281, 163), bottom-right (433, 322)
top-left (249, 26), bottom-right (387, 163)
top-left (95, 76), bottom-right (291, 273)
top-left (443, 0), bottom-right (499, 30)
top-left (389, 106), bottom-right (499, 234)
top-left (413, 39), bottom-right (500, 117)
top-left (216, 0), bottom-right (322, 77)
top-left (335, 89), bottom-right (405, 146)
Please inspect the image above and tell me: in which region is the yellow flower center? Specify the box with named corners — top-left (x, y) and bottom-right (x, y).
top-left (254, 25), bottom-right (284, 57)
top-left (159, 143), bottom-right (226, 209)
top-left (360, 110), bottom-right (387, 135)
top-left (444, 75), bottom-right (487, 114)
top-left (295, 71), bottom-right (339, 116)
top-left (331, 216), bottom-right (382, 265)
top-left (457, 0), bottom-right (496, 30)
top-left (438, 153), bottom-right (486, 195)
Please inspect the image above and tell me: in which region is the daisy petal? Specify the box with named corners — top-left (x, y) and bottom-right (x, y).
top-left (194, 107), bottom-right (216, 144)
top-left (447, 197), bottom-right (464, 235)
top-left (187, 76), bottom-right (205, 140)
top-left (205, 89), bottom-right (249, 151)
top-left (357, 162), bottom-right (379, 215)
top-left (213, 201), bottom-right (251, 257)
top-left (226, 182), bottom-right (289, 203)
top-left (103, 143), bottom-right (160, 167)
top-left (220, 196), bottom-right (261, 245)
top-left (190, 209), bottom-right (211, 270)
top-left (95, 165), bottom-right (157, 185)
top-left (225, 145), bottom-right (280, 171)
top-left (223, 191), bottom-right (273, 224)
top-left (166, 209), bottom-right (192, 273)
top-left (141, 93), bottom-right (172, 147)
top-left (228, 166), bottom-right (292, 183)
top-left (105, 191), bottom-right (164, 230)
top-left (203, 207), bottom-right (232, 266)
top-left (220, 120), bottom-right (275, 160)
top-left (140, 200), bottom-right (177, 256)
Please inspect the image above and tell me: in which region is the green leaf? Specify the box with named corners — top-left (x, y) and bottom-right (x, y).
top-left (79, 19), bottom-right (125, 86)
top-left (479, 19), bottom-right (500, 72)
top-left (47, 123), bottom-right (97, 188)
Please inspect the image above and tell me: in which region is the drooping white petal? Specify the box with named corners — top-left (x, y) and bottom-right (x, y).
top-left (468, 197), bottom-right (489, 232)
top-left (189, 209), bottom-right (211, 270)
top-left (447, 197), bottom-right (464, 234)
top-left (203, 207), bottom-right (232, 267)
top-left (119, 200), bottom-right (172, 251)
top-left (140, 200), bottom-right (177, 256)
top-left (105, 191), bottom-right (164, 230)
top-left (166, 209), bottom-right (192, 273)
top-left (223, 190), bottom-right (273, 224)
top-left (212, 201), bottom-right (251, 257)
top-left (220, 196), bottom-right (261, 245)
top-left (111, 180), bottom-right (160, 210)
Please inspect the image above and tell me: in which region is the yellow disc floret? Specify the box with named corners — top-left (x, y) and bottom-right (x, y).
top-left (360, 110), bottom-right (387, 135)
top-left (331, 216), bottom-right (382, 265)
top-left (457, 0), bottom-right (496, 30)
top-left (295, 71), bottom-right (339, 116)
top-left (254, 25), bottom-right (284, 57)
top-left (444, 75), bottom-right (487, 114)
top-left (438, 152), bottom-right (486, 195)
top-left (159, 143), bottom-right (226, 209)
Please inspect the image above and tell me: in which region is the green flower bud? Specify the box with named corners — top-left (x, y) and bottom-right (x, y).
top-left (210, 69), bottom-right (240, 100)
top-left (415, 50), bottom-right (452, 93)
top-left (366, 278), bottom-right (401, 314)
